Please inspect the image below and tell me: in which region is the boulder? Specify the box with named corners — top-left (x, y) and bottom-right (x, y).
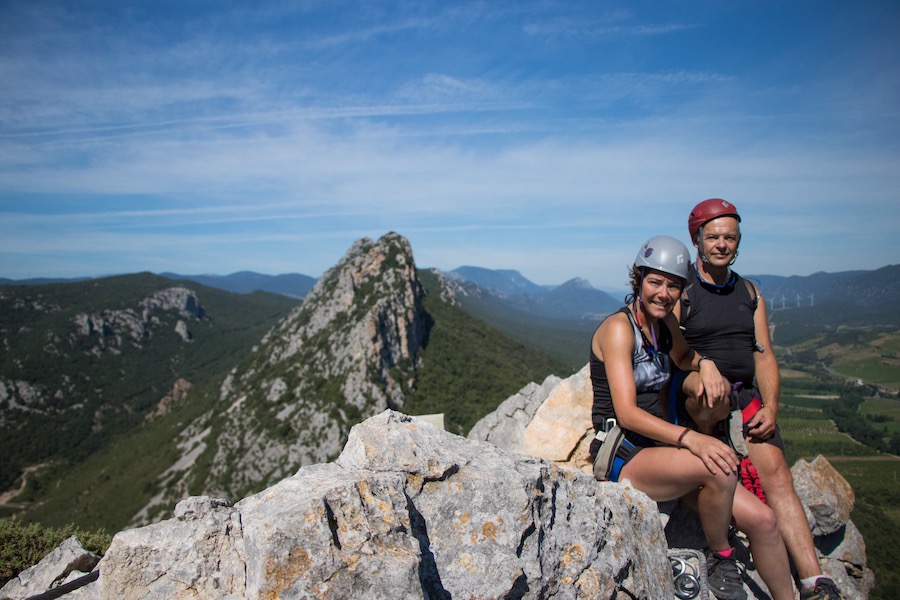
top-left (0, 536), bottom-right (99, 600)
top-left (65, 410), bottom-right (674, 599)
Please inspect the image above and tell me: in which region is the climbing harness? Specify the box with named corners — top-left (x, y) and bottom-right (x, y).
top-left (592, 418), bottom-right (635, 482)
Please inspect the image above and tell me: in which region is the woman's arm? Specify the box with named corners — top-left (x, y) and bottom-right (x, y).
top-left (595, 315), bottom-right (739, 475)
top-left (595, 315), bottom-right (690, 447)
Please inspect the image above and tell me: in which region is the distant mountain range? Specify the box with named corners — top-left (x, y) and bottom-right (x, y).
top-left (158, 271), bottom-right (316, 298)
top-left (3, 263), bottom-right (898, 326)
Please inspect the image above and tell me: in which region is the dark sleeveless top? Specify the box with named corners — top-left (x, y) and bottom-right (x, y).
top-left (590, 307), bottom-right (673, 448)
top-left (681, 268), bottom-right (757, 384)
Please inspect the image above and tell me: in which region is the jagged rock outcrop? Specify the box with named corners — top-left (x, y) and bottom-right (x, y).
top-left (0, 536), bottom-right (99, 599)
top-left (0, 286), bottom-right (205, 422)
top-left (71, 286), bottom-right (204, 353)
top-left (6, 384), bottom-right (875, 600)
top-left (10, 411), bottom-right (675, 600)
top-left (169, 233), bottom-right (429, 506)
top-left (469, 365), bottom-right (874, 599)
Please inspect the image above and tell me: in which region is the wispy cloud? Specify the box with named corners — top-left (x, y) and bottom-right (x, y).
top-left (1, 0), bottom-right (898, 285)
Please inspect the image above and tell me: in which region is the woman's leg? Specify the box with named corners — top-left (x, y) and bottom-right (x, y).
top-left (731, 486), bottom-right (794, 600)
top-left (621, 446), bottom-right (738, 552)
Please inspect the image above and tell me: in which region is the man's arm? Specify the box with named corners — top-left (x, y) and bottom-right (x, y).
top-left (748, 289), bottom-right (780, 440)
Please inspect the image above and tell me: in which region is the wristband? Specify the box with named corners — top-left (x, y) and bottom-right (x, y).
top-left (676, 427), bottom-right (690, 447)
top-left (698, 355), bottom-right (711, 366)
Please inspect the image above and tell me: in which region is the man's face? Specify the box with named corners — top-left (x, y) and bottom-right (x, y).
top-left (695, 216), bottom-right (740, 267)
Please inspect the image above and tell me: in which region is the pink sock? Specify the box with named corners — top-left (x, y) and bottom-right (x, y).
top-left (713, 547), bottom-right (734, 558)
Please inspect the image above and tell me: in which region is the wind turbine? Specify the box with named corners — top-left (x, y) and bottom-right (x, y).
top-left (796, 293), bottom-right (801, 308)
top-left (780, 294), bottom-right (786, 310)
top-left (809, 293), bottom-right (815, 307)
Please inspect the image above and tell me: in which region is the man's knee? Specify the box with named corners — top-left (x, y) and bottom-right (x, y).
top-left (683, 373), bottom-right (729, 423)
top-left (749, 444), bottom-right (795, 494)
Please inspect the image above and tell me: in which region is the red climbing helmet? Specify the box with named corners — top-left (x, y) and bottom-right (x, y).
top-left (688, 199), bottom-right (741, 240)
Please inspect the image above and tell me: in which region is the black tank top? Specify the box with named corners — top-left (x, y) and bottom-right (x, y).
top-left (590, 307), bottom-right (673, 447)
top-left (681, 267), bottom-right (757, 383)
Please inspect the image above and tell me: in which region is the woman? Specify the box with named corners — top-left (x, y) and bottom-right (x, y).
top-left (590, 235), bottom-right (793, 600)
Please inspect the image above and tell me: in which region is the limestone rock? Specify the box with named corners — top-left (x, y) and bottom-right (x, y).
top-left (468, 364), bottom-right (596, 474)
top-left (42, 410), bottom-right (675, 599)
top-left (0, 536), bottom-right (99, 599)
top-left (469, 365), bottom-right (872, 600)
top-left (791, 455), bottom-right (855, 536)
top-left (99, 496), bottom-right (245, 600)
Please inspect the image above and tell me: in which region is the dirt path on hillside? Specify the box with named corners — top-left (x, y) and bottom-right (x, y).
top-left (0, 464), bottom-right (46, 506)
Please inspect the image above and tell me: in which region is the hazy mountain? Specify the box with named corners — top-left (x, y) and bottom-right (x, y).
top-left (446, 266), bottom-right (548, 296)
top-left (746, 264), bottom-right (900, 312)
top-left (0, 277), bottom-right (94, 286)
top-left (159, 271), bottom-right (316, 298)
top-left (446, 268), bottom-right (621, 324)
top-left (441, 264), bottom-right (900, 369)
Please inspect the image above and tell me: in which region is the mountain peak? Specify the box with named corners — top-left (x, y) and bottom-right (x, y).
top-left (181, 232), bottom-right (428, 501)
top-left (447, 266), bottom-right (544, 296)
top-left (558, 277), bottom-right (593, 290)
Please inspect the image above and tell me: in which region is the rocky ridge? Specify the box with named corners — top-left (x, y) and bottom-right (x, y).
top-left (2, 401), bottom-right (870, 600)
top-left (0, 286), bottom-right (203, 419)
top-left (3, 411), bottom-right (673, 600)
top-left (133, 233), bottom-right (429, 519)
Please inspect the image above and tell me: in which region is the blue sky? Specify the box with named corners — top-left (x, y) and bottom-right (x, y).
top-left (1, 1), bottom-right (898, 291)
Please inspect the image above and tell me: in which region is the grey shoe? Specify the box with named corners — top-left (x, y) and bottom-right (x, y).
top-left (799, 577), bottom-right (843, 600)
top-left (706, 550), bottom-right (747, 600)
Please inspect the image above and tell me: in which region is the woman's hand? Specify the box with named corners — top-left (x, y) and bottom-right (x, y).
top-left (680, 429), bottom-right (739, 476)
top-left (696, 359), bottom-right (730, 409)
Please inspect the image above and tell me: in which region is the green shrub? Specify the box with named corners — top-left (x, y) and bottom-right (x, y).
top-left (0, 520), bottom-right (112, 586)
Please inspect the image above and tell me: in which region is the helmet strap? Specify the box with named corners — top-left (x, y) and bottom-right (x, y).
top-left (632, 271), bottom-right (659, 354)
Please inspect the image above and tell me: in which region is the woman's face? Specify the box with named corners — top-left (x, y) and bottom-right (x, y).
top-left (640, 269), bottom-right (683, 319)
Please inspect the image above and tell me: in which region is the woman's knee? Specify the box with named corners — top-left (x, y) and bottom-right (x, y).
top-left (702, 469), bottom-right (738, 493)
top-left (742, 504), bottom-right (780, 541)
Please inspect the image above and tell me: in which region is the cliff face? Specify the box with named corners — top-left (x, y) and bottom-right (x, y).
top-left (143, 232), bottom-right (429, 511)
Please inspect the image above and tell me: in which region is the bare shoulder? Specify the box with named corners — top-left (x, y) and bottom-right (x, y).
top-left (593, 311), bottom-right (633, 357)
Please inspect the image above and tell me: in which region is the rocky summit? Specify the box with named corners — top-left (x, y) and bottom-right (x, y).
top-left (132, 233), bottom-right (429, 521)
top-left (4, 410), bottom-right (673, 599)
top-left (4, 371), bottom-right (873, 599)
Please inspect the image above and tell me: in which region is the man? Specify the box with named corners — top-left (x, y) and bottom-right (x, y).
top-left (673, 199), bottom-right (842, 600)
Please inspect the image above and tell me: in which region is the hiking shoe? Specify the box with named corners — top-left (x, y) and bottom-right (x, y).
top-left (706, 550), bottom-right (747, 600)
top-left (800, 577), bottom-right (842, 600)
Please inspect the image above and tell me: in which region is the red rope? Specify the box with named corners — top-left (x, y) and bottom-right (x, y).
top-left (740, 456), bottom-right (767, 504)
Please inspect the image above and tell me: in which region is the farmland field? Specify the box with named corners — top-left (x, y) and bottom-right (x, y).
top-left (779, 372), bottom-right (898, 599)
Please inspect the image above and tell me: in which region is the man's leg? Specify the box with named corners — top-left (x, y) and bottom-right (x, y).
top-left (681, 371), bottom-right (730, 436)
top-left (746, 441), bottom-right (822, 580)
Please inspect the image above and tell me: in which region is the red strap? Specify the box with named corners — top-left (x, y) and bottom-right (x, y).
top-left (741, 396), bottom-right (763, 424)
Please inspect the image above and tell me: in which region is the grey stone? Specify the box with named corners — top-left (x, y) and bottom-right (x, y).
top-left (0, 536), bottom-right (99, 600)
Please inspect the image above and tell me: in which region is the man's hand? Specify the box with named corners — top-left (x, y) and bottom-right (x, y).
top-left (746, 405), bottom-right (777, 440)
